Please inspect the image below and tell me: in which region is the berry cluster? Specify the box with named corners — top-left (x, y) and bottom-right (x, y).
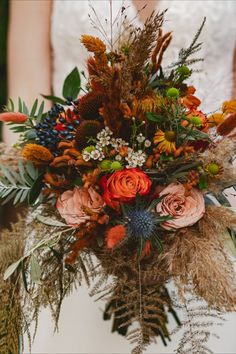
top-left (34, 103), bottom-right (80, 154)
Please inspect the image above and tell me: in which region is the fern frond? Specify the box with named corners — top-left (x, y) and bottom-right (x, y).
top-left (173, 291), bottom-right (225, 354)
top-left (168, 17), bottom-right (206, 69)
top-left (0, 161), bottom-right (41, 205)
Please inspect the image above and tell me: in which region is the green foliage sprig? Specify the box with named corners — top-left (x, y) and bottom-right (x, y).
top-left (0, 160), bottom-right (42, 205)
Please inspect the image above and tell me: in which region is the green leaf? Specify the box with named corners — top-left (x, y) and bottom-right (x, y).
top-left (25, 161), bottom-right (37, 180)
top-left (146, 112), bottom-right (163, 123)
top-left (41, 94), bottom-right (66, 105)
top-left (30, 255), bottom-right (42, 284)
top-left (188, 129), bottom-right (212, 142)
top-left (62, 67), bottom-right (81, 100)
top-left (37, 101), bottom-right (45, 122)
top-left (18, 97), bottom-right (23, 112)
top-left (4, 259), bottom-right (22, 280)
top-left (30, 99), bottom-right (38, 117)
top-left (28, 173), bottom-right (44, 206)
top-left (22, 101), bottom-right (29, 115)
top-left (138, 237), bottom-right (144, 258)
top-left (151, 235), bottom-right (163, 253)
top-left (7, 98), bottom-right (15, 111)
top-left (0, 165), bottom-right (16, 185)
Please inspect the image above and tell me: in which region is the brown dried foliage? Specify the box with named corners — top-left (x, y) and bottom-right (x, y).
top-left (162, 205), bottom-right (236, 311)
top-left (0, 218), bottom-right (25, 354)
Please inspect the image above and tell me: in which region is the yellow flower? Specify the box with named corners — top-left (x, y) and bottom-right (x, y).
top-left (222, 99), bottom-right (236, 114)
top-left (154, 130), bottom-right (176, 154)
top-left (207, 112), bottom-right (225, 126)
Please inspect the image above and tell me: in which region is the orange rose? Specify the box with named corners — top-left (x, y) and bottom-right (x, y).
top-left (101, 168), bottom-right (152, 209)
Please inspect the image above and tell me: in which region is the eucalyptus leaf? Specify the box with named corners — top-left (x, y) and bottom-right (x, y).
top-left (30, 255), bottom-right (42, 284)
top-left (37, 214), bottom-right (68, 227)
top-left (4, 259), bottom-right (22, 280)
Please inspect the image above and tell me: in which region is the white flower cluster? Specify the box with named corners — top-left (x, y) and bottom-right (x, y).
top-left (82, 148), bottom-right (105, 162)
top-left (136, 133), bottom-right (151, 147)
top-left (82, 126), bottom-right (149, 167)
top-left (96, 126), bottom-right (113, 147)
top-left (125, 148), bottom-right (147, 168)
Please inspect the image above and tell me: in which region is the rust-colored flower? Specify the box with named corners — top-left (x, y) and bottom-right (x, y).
top-left (156, 182), bottom-right (205, 230)
top-left (217, 112), bottom-right (236, 137)
top-left (57, 187), bottom-right (104, 228)
top-left (22, 144), bottom-right (54, 165)
top-left (0, 112), bottom-right (27, 123)
top-left (182, 86), bottom-right (201, 110)
top-left (101, 168), bottom-right (152, 209)
top-left (106, 225), bottom-right (126, 248)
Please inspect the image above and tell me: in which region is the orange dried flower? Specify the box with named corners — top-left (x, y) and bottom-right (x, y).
top-left (22, 144), bottom-right (53, 165)
top-left (106, 225), bottom-right (126, 249)
top-left (222, 99), bottom-right (236, 114)
top-left (0, 112), bottom-right (28, 123)
top-left (81, 35), bottom-right (106, 54)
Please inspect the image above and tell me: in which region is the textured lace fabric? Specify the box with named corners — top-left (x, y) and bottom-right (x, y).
top-left (51, 0), bottom-right (236, 112)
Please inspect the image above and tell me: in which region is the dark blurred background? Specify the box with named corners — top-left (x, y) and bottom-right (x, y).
top-left (0, 0), bottom-right (9, 227)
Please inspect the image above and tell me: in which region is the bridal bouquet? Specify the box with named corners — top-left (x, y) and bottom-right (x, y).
top-left (1, 9), bottom-right (236, 354)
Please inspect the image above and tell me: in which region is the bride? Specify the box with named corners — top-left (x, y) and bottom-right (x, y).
top-left (5, 1), bottom-right (236, 353)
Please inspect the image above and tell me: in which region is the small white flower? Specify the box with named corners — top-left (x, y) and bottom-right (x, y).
top-left (144, 139), bottom-right (151, 147)
top-left (99, 136), bottom-right (111, 147)
top-left (82, 151), bottom-right (91, 162)
top-left (90, 150), bottom-right (101, 160)
top-left (137, 134), bottom-right (145, 143)
top-left (105, 126), bottom-right (113, 135)
top-left (115, 155), bottom-right (122, 161)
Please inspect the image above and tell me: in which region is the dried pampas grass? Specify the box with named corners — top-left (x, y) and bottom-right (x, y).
top-left (162, 205), bottom-right (236, 311)
top-left (0, 218), bottom-right (25, 354)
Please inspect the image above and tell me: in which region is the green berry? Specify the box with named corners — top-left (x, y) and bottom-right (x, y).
top-left (111, 161), bottom-right (123, 171)
top-left (83, 145), bottom-right (95, 153)
top-left (190, 116), bottom-right (202, 127)
top-left (207, 163), bottom-right (220, 176)
top-left (100, 159), bottom-right (112, 171)
top-left (166, 87), bottom-right (180, 99)
top-left (177, 66), bottom-right (191, 77)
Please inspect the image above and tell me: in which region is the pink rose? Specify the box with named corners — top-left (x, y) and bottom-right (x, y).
top-left (57, 186), bottom-right (104, 227)
top-left (156, 183), bottom-right (205, 230)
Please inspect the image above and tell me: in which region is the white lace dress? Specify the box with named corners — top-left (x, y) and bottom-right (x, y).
top-left (27, 1), bottom-right (236, 353)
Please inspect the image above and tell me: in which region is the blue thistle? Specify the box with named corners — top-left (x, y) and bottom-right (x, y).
top-left (125, 209), bottom-right (158, 240)
top-left (120, 196), bottom-right (171, 256)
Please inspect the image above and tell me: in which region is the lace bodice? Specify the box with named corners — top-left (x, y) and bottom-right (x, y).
top-left (51, 0), bottom-right (236, 113)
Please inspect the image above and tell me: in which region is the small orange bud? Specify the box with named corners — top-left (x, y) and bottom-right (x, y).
top-left (0, 112), bottom-right (27, 123)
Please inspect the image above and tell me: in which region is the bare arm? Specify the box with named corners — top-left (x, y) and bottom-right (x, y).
top-left (4, 0), bottom-right (52, 145)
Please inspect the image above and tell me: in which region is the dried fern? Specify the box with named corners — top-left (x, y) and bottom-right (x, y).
top-left (173, 290), bottom-right (225, 354)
